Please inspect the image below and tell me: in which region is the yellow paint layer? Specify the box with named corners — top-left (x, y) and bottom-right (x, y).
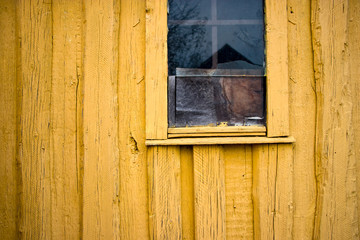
top-left (51, 0), bottom-right (82, 238)
top-left (224, 145), bottom-right (253, 239)
top-left (17, 0), bottom-right (53, 238)
top-left (118, 0), bottom-right (149, 238)
top-left (348, 0), bottom-right (360, 233)
top-left (180, 146), bottom-right (195, 240)
top-left (287, 0), bottom-right (316, 239)
top-left (265, 0), bottom-right (290, 137)
top-left (312, 0), bottom-right (359, 238)
top-left (0, 0), bottom-right (17, 239)
top-left (193, 146), bottom-right (226, 240)
top-left (145, 0), bottom-right (168, 139)
top-left (82, 0), bottom-right (120, 238)
top-left (148, 146), bottom-right (182, 239)
top-left (146, 136), bottom-right (295, 145)
top-left (253, 144), bottom-right (294, 239)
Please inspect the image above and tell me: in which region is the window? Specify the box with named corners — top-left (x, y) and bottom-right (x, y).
top-left (167, 0), bottom-right (265, 129)
top-left (145, 0), bottom-right (290, 142)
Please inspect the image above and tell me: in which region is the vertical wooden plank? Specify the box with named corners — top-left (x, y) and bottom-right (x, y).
top-left (193, 145), bottom-right (226, 240)
top-left (180, 146), bottom-right (195, 240)
top-left (253, 144), bottom-right (275, 240)
top-left (17, 0), bottom-right (53, 238)
top-left (224, 145), bottom-right (253, 239)
top-left (349, 0), bottom-right (360, 234)
top-left (82, 0), bottom-right (120, 239)
top-left (0, 1), bottom-right (17, 239)
top-left (51, 0), bottom-right (82, 238)
top-left (265, 0), bottom-right (290, 137)
top-left (253, 144), bottom-right (294, 239)
top-left (287, 0), bottom-right (317, 239)
top-left (274, 144), bottom-right (294, 239)
top-left (312, 0), bottom-right (359, 238)
top-left (145, 0), bottom-right (168, 139)
top-left (148, 146), bottom-right (182, 239)
top-left (118, 0), bottom-right (149, 238)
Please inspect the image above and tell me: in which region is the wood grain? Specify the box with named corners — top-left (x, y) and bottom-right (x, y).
top-left (265, 0), bottom-right (290, 137)
top-left (82, 0), bottom-right (120, 239)
top-left (148, 146), bottom-right (182, 239)
top-left (51, 1), bottom-right (83, 238)
top-left (193, 146), bottom-right (226, 240)
top-left (118, 0), bottom-right (149, 238)
top-left (0, 1), bottom-right (17, 239)
top-left (17, 0), bottom-right (53, 238)
top-left (287, 0), bottom-right (317, 239)
top-left (312, 0), bottom-right (360, 238)
top-left (253, 144), bottom-right (294, 239)
top-left (146, 136), bottom-right (296, 146)
top-left (180, 146), bottom-right (195, 240)
top-left (145, 0), bottom-right (168, 139)
top-left (224, 145), bottom-right (253, 239)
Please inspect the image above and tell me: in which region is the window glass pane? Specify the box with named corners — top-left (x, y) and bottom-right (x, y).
top-left (168, 0), bottom-right (266, 127)
top-left (168, 26), bottom-right (212, 76)
top-left (217, 0), bottom-right (263, 20)
top-left (168, 0), bottom-right (211, 20)
top-left (217, 25), bottom-right (264, 69)
top-left (171, 76), bottom-right (265, 127)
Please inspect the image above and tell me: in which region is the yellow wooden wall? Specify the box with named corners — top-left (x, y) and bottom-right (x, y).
top-left (0, 0), bottom-right (359, 239)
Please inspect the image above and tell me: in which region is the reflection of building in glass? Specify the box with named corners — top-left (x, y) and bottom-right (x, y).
top-left (199, 44), bottom-right (263, 69)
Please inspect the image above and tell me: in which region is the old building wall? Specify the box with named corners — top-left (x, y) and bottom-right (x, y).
top-left (0, 0), bottom-right (359, 239)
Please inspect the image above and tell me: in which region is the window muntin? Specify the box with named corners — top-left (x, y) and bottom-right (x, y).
top-left (168, 0), bottom-right (265, 128)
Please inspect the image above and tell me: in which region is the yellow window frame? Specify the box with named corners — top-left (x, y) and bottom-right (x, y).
top-left (145, 0), bottom-right (291, 143)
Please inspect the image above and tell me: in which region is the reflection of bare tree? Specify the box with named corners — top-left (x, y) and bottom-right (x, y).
top-left (168, 0), bottom-right (208, 75)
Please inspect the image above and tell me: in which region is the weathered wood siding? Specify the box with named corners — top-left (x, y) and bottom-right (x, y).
top-left (0, 0), bottom-right (359, 239)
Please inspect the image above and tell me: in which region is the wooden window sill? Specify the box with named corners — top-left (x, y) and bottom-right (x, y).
top-left (146, 136), bottom-right (295, 146)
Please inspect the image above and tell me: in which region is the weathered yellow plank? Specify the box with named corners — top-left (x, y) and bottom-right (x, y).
top-left (146, 136), bottom-right (295, 146)
top-left (193, 146), bottom-right (226, 240)
top-left (118, 0), bottom-right (149, 238)
top-left (148, 146), bottom-right (182, 239)
top-left (0, 1), bottom-right (17, 239)
top-left (349, 0), bottom-right (360, 234)
top-left (253, 144), bottom-right (294, 239)
top-left (17, 0), bottom-right (53, 238)
top-left (180, 146), bottom-right (195, 240)
top-left (265, 0), bottom-right (290, 137)
top-left (82, 0), bottom-right (120, 239)
top-left (224, 145), bottom-right (253, 239)
top-left (145, 0), bottom-right (168, 139)
top-left (312, 0), bottom-right (359, 238)
top-left (51, 1), bottom-right (82, 238)
top-left (287, 0), bottom-right (317, 239)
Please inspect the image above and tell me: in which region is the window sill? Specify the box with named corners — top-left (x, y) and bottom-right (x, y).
top-left (146, 136), bottom-right (295, 146)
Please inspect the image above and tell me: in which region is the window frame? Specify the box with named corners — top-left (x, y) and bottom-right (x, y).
top-left (145, 0), bottom-right (290, 142)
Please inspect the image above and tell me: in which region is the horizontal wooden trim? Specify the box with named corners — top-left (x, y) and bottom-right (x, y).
top-left (146, 136), bottom-right (295, 146)
top-left (168, 126), bottom-right (266, 134)
top-left (168, 132), bottom-right (266, 138)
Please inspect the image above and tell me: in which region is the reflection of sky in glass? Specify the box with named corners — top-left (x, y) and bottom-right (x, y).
top-left (168, 0), bottom-right (211, 20)
top-left (217, 0), bottom-right (263, 20)
top-left (168, 0), bottom-right (264, 75)
top-left (218, 25), bottom-right (264, 66)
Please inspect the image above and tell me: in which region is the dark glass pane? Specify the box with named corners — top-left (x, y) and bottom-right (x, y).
top-left (170, 76), bottom-right (265, 127)
top-left (217, 0), bottom-right (263, 20)
top-left (168, 26), bottom-right (212, 76)
top-left (168, 0), bottom-right (211, 20)
top-left (217, 25), bottom-right (264, 69)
